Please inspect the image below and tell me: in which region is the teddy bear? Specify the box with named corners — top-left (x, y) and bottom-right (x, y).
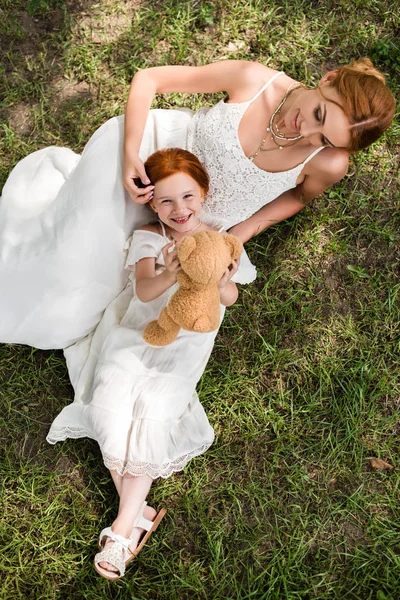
top-left (143, 230), bottom-right (243, 347)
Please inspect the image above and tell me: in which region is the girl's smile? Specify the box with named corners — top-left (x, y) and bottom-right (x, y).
top-left (149, 172), bottom-right (204, 233)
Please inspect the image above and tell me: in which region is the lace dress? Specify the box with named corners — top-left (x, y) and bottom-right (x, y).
top-left (0, 72), bottom-right (323, 349)
top-left (46, 228), bottom-right (230, 478)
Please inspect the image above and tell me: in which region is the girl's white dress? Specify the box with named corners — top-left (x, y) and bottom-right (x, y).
top-left (0, 71), bottom-right (323, 349)
top-left (46, 227), bottom-right (231, 478)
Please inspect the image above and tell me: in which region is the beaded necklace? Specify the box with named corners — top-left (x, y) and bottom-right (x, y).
top-left (249, 83), bottom-right (304, 161)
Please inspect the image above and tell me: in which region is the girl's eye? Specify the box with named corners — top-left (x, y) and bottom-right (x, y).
top-left (161, 199), bottom-right (172, 204)
top-left (184, 194), bottom-right (193, 199)
top-left (314, 107), bottom-right (321, 122)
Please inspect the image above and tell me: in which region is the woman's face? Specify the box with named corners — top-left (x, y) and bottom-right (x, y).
top-left (282, 79), bottom-right (351, 149)
top-left (149, 172), bottom-right (205, 232)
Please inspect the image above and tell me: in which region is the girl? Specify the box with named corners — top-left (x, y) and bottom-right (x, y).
top-left (46, 148), bottom-right (244, 580)
top-left (0, 58), bottom-right (395, 349)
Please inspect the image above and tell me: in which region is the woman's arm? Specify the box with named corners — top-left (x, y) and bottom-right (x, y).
top-left (230, 149), bottom-right (349, 243)
top-left (124, 60), bottom-right (273, 201)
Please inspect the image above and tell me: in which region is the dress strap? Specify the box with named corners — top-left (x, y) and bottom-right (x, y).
top-left (158, 220), bottom-right (167, 237)
top-left (247, 71), bottom-right (285, 105)
top-left (302, 146), bottom-right (325, 165)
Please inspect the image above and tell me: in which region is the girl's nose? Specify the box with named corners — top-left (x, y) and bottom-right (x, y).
top-left (172, 199), bottom-right (185, 211)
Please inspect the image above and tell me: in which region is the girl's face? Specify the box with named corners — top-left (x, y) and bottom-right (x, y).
top-left (282, 79), bottom-right (351, 149)
top-left (149, 172), bottom-right (205, 232)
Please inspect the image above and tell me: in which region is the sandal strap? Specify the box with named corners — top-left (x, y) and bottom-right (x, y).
top-left (132, 501), bottom-right (153, 532)
top-left (99, 527), bottom-right (134, 553)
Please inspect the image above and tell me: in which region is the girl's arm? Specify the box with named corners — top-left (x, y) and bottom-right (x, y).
top-left (124, 60), bottom-right (273, 201)
top-left (230, 148), bottom-right (349, 243)
top-left (218, 260), bottom-right (239, 307)
top-left (135, 241), bottom-right (180, 302)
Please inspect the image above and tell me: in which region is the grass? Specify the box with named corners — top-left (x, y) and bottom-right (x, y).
top-left (0, 0), bottom-right (399, 598)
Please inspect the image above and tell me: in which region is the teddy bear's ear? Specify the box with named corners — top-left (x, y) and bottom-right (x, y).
top-left (223, 233), bottom-right (243, 260)
top-left (177, 235), bottom-right (197, 262)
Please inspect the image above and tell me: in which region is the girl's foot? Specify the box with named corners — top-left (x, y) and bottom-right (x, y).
top-left (96, 504), bottom-right (160, 576)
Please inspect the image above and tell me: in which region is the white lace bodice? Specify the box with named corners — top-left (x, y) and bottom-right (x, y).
top-left (187, 71), bottom-right (323, 230)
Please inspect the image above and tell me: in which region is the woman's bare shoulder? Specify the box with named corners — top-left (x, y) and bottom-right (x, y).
top-left (226, 61), bottom-right (282, 100)
top-left (308, 147), bottom-right (349, 182)
top-left (238, 61), bottom-right (278, 79)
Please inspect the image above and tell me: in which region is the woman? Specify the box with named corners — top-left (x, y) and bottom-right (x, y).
top-left (0, 58), bottom-right (395, 349)
top-left (123, 58), bottom-right (395, 241)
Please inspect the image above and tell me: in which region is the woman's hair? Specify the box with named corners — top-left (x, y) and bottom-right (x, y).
top-left (144, 148), bottom-right (210, 195)
top-left (320, 57), bottom-right (396, 152)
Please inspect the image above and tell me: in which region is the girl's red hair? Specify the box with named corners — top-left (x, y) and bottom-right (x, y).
top-left (322, 58), bottom-right (396, 152)
top-left (144, 148), bottom-right (210, 194)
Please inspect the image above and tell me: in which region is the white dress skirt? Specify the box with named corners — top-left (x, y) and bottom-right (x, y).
top-left (46, 228), bottom-right (240, 479)
top-left (0, 110), bottom-right (194, 349)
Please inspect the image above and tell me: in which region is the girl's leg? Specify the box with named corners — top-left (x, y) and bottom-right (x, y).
top-left (112, 474), bottom-right (154, 540)
top-left (110, 469), bottom-right (123, 496)
top-left (99, 473), bottom-right (155, 573)
top-left (109, 470), bottom-right (156, 537)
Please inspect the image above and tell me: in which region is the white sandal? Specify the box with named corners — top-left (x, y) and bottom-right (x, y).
top-left (94, 501), bottom-right (166, 580)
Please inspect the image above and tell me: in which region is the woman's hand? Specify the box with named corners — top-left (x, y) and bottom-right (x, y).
top-left (123, 151), bottom-right (154, 204)
top-left (162, 242), bottom-right (181, 283)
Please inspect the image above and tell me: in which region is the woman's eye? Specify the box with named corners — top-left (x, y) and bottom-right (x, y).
top-left (314, 107), bottom-right (321, 122)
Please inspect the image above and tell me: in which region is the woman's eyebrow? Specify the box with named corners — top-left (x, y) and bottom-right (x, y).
top-left (324, 136), bottom-right (335, 148)
top-left (322, 104), bottom-right (327, 125)
top-left (322, 105), bottom-right (335, 147)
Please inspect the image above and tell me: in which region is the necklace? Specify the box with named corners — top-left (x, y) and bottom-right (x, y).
top-left (248, 82), bottom-right (304, 161)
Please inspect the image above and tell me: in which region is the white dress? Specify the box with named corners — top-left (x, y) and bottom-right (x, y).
top-left (46, 227), bottom-right (228, 478)
top-left (0, 72), bottom-right (323, 349)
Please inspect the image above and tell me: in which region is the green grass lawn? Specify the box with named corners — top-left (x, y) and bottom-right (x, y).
top-left (1, 1), bottom-right (399, 598)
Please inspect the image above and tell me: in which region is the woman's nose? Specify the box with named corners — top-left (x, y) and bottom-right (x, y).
top-left (300, 120), bottom-right (320, 139)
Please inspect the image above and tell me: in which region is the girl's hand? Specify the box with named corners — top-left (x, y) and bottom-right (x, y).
top-left (123, 151), bottom-right (154, 204)
top-left (218, 258), bottom-right (239, 289)
top-left (162, 242), bottom-right (181, 282)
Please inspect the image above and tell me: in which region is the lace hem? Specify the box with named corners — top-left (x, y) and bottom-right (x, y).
top-left (102, 445), bottom-right (212, 479)
top-left (46, 426), bottom-right (212, 479)
top-left (47, 426), bottom-right (91, 444)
